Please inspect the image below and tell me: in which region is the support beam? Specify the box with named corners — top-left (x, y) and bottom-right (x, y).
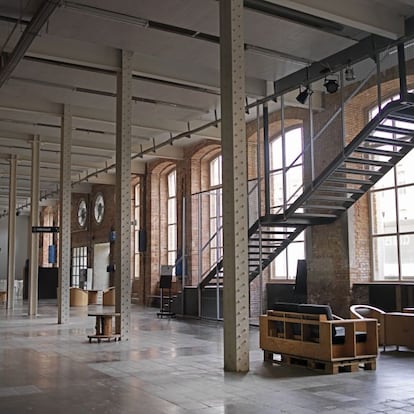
top-left (264, 0), bottom-right (404, 39)
top-left (7, 154), bottom-right (17, 309)
top-left (0, 0), bottom-right (60, 88)
top-left (28, 136), bottom-right (40, 316)
top-left (115, 50), bottom-right (132, 339)
top-left (220, 0), bottom-right (250, 373)
top-left (58, 105), bottom-right (72, 324)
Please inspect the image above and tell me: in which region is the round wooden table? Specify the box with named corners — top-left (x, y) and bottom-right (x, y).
top-left (87, 312), bottom-right (121, 343)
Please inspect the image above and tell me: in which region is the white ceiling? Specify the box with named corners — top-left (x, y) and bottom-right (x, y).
top-left (0, 0), bottom-right (414, 213)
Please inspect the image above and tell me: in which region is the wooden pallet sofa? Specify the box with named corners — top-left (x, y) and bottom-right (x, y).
top-left (350, 304), bottom-right (414, 350)
top-left (260, 302), bottom-right (378, 374)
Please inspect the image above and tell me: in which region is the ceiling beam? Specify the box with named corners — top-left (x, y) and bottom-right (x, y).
top-left (264, 0), bottom-right (404, 39)
top-left (0, 0), bottom-right (61, 87)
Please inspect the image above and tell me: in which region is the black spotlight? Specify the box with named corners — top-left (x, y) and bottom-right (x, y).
top-left (296, 87), bottom-right (311, 104)
top-left (324, 78), bottom-right (339, 94)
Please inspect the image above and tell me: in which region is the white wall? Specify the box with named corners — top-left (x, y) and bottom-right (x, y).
top-left (0, 215), bottom-right (29, 281)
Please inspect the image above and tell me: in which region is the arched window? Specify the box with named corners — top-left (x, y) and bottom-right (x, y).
top-left (209, 155), bottom-right (222, 266)
top-left (269, 126), bottom-right (305, 278)
top-left (370, 93), bottom-right (414, 280)
top-left (133, 181), bottom-right (141, 279)
top-left (167, 169), bottom-right (177, 268)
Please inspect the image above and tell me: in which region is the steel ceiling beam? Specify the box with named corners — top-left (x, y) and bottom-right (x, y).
top-left (0, 0), bottom-right (60, 88)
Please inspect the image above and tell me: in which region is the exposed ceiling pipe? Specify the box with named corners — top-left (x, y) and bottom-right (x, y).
top-left (0, 0), bottom-right (61, 88)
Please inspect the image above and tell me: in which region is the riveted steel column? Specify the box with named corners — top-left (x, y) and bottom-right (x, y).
top-left (7, 154), bottom-right (17, 309)
top-left (28, 135), bottom-right (40, 316)
top-left (58, 105), bottom-right (72, 324)
top-left (115, 50), bottom-right (132, 339)
top-left (220, 0), bottom-right (250, 372)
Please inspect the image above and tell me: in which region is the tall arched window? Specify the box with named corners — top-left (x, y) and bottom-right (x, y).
top-left (209, 155), bottom-right (222, 266)
top-left (167, 169), bottom-right (177, 268)
top-left (133, 181), bottom-right (141, 279)
top-left (269, 126), bottom-right (305, 278)
top-left (370, 93), bottom-right (414, 280)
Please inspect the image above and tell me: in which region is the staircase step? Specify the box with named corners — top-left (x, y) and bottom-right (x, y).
top-left (309, 194), bottom-right (354, 202)
top-left (304, 204), bottom-right (346, 211)
top-left (366, 136), bottom-right (414, 147)
top-left (387, 113), bottom-right (414, 123)
top-left (376, 124), bottom-right (414, 135)
top-left (346, 157), bottom-right (393, 167)
top-left (335, 167), bottom-right (383, 176)
top-left (317, 185), bottom-right (365, 194)
top-left (354, 147), bottom-right (403, 157)
top-left (326, 177), bottom-right (372, 185)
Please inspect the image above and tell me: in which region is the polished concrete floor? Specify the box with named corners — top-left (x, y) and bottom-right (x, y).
top-left (1, 300), bottom-right (414, 414)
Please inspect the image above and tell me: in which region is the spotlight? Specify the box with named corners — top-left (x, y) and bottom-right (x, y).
top-left (345, 65), bottom-right (356, 81)
top-left (296, 87), bottom-right (312, 104)
top-left (324, 78), bottom-right (339, 94)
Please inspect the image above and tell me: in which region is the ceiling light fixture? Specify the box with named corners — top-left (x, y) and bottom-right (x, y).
top-left (344, 63), bottom-right (356, 81)
top-left (324, 77), bottom-right (339, 94)
top-left (296, 86), bottom-right (312, 104)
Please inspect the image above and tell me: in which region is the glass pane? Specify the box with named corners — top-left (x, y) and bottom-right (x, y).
top-left (273, 252), bottom-right (287, 279)
top-left (372, 167), bottom-right (394, 190)
top-left (398, 186), bottom-right (414, 232)
top-left (168, 199), bottom-right (176, 223)
top-left (210, 156), bottom-right (222, 186)
top-left (168, 225), bottom-right (176, 250)
top-left (371, 189), bottom-right (397, 234)
top-left (396, 150), bottom-right (414, 185)
top-left (168, 170), bottom-right (176, 197)
top-left (285, 128), bottom-right (303, 166)
top-left (270, 138), bottom-right (282, 170)
top-left (270, 171), bottom-right (283, 210)
top-left (286, 165), bottom-right (303, 202)
top-left (135, 183), bottom-right (140, 204)
top-left (373, 236), bottom-right (398, 280)
top-left (287, 242), bottom-right (305, 279)
top-left (400, 234), bottom-right (414, 278)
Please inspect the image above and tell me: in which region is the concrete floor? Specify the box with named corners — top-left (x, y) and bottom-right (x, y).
top-left (0, 300), bottom-right (414, 414)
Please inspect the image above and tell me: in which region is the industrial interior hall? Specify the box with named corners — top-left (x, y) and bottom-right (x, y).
top-left (1, 1), bottom-right (414, 412)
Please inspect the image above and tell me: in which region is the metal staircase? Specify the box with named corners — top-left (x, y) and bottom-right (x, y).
top-left (199, 96), bottom-right (414, 288)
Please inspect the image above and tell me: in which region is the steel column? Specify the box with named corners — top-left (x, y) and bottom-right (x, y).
top-left (263, 104), bottom-right (270, 215)
top-left (220, 0), bottom-right (250, 372)
top-left (58, 105), bottom-right (72, 324)
top-left (398, 43), bottom-right (407, 100)
top-left (28, 135), bottom-right (40, 316)
top-left (115, 49), bottom-right (132, 339)
top-left (7, 154), bottom-right (17, 309)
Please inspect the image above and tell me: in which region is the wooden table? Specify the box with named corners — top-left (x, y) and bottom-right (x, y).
top-left (87, 312), bottom-right (120, 343)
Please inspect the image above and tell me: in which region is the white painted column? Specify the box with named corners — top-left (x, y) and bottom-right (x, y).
top-left (115, 50), bottom-right (132, 339)
top-left (220, 0), bottom-right (250, 372)
top-left (7, 154), bottom-right (17, 309)
top-left (58, 105), bottom-right (72, 324)
top-left (28, 136), bottom-right (40, 316)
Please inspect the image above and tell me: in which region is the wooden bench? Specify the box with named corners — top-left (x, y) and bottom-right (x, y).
top-left (260, 303), bottom-right (378, 374)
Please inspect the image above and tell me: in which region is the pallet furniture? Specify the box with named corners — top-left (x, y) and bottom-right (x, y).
top-left (69, 287), bottom-right (88, 307)
top-left (102, 287), bottom-right (115, 306)
top-left (350, 304), bottom-right (385, 346)
top-left (351, 304), bottom-right (414, 350)
top-left (87, 312), bottom-right (120, 343)
top-left (260, 303), bottom-right (378, 374)
top-left (87, 289), bottom-right (99, 305)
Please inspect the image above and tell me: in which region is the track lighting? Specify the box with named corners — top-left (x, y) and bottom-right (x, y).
top-left (345, 64), bottom-right (356, 81)
top-left (296, 86), bottom-right (312, 104)
top-left (324, 78), bottom-right (339, 94)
